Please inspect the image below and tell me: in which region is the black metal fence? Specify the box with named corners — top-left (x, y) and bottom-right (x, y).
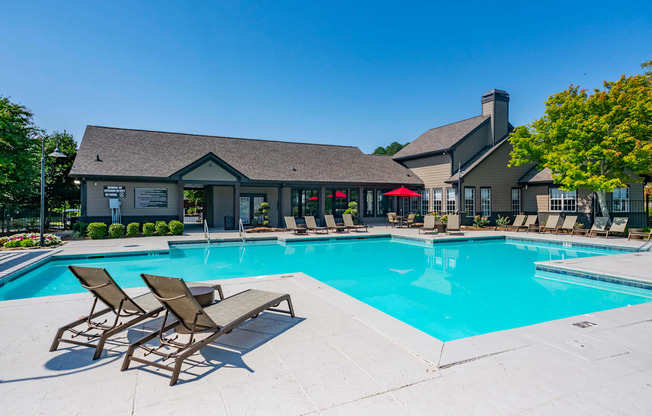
top-left (0, 204), bottom-right (80, 235)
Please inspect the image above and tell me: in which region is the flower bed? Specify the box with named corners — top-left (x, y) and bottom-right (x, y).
top-left (1, 233), bottom-right (62, 248)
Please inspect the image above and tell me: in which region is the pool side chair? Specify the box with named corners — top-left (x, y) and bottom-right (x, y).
top-left (325, 215), bottom-right (348, 233)
top-left (284, 216), bottom-right (307, 235)
top-left (304, 216), bottom-right (329, 234)
top-left (419, 215), bottom-right (438, 234)
top-left (50, 266), bottom-right (223, 360)
top-left (557, 215), bottom-right (578, 234)
top-left (446, 215), bottom-right (463, 235)
top-left (122, 274), bottom-right (295, 386)
top-left (628, 228), bottom-right (652, 241)
top-left (540, 214), bottom-right (560, 233)
top-left (387, 212), bottom-right (399, 228)
top-left (592, 217), bottom-right (628, 238)
top-left (504, 214), bottom-right (525, 231)
top-left (582, 217), bottom-right (609, 237)
top-left (405, 213), bottom-right (417, 228)
top-left (342, 214), bottom-right (368, 232)
top-left (520, 215), bottom-right (538, 232)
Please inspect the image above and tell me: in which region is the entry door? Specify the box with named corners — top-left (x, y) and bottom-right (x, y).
top-left (240, 194), bottom-right (266, 225)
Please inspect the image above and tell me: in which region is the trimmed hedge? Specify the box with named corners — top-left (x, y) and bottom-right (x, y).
top-left (88, 222), bottom-right (108, 239)
top-left (169, 220), bottom-right (184, 235)
top-left (72, 221), bottom-right (89, 236)
top-left (108, 223), bottom-right (125, 238)
top-left (156, 221), bottom-right (169, 236)
top-left (142, 222), bottom-right (155, 236)
top-left (126, 222), bottom-right (140, 237)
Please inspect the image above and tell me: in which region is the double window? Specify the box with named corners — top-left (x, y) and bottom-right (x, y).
top-left (480, 188), bottom-right (491, 217)
top-left (432, 189), bottom-right (442, 213)
top-left (549, 188), bottom-right (576, 212)
top-left (464, 187), bottom-right (475, 217)
top-left (446, 188), bottom-right (457, 213)
top-left (511, 188), bottom-right (522, 215)
top-left (290, 189), bottom-right (319, 218)
top-left (612, 187), bottom-right (629, 212)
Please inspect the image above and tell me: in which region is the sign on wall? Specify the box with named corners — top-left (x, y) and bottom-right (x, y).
top-left (134, 188), bottom-right (168, 208)
top-left (103, 185), bottom-right (126, 198)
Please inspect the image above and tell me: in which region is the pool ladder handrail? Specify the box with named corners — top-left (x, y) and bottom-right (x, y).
top-left (203, 219), bottom-right (211, 244)
top-left (239, 218), bottom-right (247, 243)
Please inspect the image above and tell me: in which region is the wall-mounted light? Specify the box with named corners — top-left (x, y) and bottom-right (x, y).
top-left (74, 179), bottom-right (81, 185)
top-left (94, 182), bottom-right (98, 186)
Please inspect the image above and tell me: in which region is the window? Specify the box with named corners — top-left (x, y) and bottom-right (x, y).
top-left (410, 196), bottom-right (420, 213)
top-left (446, 188), bottom-right (456, 213)
top-left (481, 188), bottom-right (491, 217)
top-left (421, 189), bottom-right (430, 214)
top-left (613, 187), bottom-right (629, 212)
top-left (464, 188), bottom-right (475, 217)
top-left (291, 189), bottom-right (319, 218)
top-left (364, 189), bottom-right (374, 216)
top-left (432, 189), bottom-right (442, 213)
top-left (377, 190), bottom-right (390, 216)
top-left (549, 188), bottom-right (576, 212)
top-left (511, 188), bottom-right (521, 215)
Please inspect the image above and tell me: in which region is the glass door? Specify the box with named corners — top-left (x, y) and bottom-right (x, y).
top-left (240, 193), bottom-right (267, 225)
top-left (239, 196), bottom-right (251, 225)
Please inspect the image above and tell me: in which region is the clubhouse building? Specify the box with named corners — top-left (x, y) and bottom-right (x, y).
top-left (70, 90), bottom-right (648, 228)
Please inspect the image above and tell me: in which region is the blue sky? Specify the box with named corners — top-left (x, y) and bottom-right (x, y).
top-left (2, 1), bottom-right (650, 153)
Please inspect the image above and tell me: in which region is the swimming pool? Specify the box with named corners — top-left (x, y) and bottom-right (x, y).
top-left (2, 237), bottom-right (650, 341)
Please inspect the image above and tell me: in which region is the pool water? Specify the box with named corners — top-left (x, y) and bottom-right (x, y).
top-left (2, 238), bottom-right (650, 341)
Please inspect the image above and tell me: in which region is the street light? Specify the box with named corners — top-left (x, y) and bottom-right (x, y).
top-left (34, 136), bottom-right (67, 246)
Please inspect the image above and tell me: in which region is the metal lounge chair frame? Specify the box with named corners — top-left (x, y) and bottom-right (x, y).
top-left (628, 228), bottom-right (652, 241)
top-left (122, 274), bottom-right (295, 386)
top-left (50, 266), bottom-right (223, 360)
top-left (504, 214), bottom-right (525, 231)
top-left (519, 215), bottom-right (537, 232)
top-left (576, 216), bottom-right (609, 237)
top-left (284, 216), bottom-right (308, 235)
top-left (446, 214), bottom-right (463, 235)
top-left (540, 214), bottom-right (560, 233)
top-left (304, 216), bottom-right (329, 234)
top-left (591, 217), bottom-right (628, 238)
top-left (324, 215), bottom-right (349, 233)
top-left (342, 214), bottom-right (368, 232)
top-left (419, 215), bottom-right (438, 234)
top-left (557, 215), bottom-right (578, 234)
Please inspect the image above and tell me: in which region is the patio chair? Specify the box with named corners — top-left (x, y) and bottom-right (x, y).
top-left (591, 217), bottom-right (628, 238)
top-left (284, 216), bottom-right (308, 235)
top-left (405, 213), bottom-right (417, 228)
top-left (556, 215), bottom-right (578, 234)
top-left (540, 214), bottom-right (560, 233)
top-left (387, 212), bottom-right (399, 228)
top-left (122, 274), bottom-right (295, 386)
top-left (304, 216), bottom-right (328, 234)
top-left (628, 228), bottom-right (652, 241)
top-left (419, 215), bottom-right (438, 234)
top-left (520, 215), bottom-right (538, 232)
top-left (504, 214), bottom-right (525, 231)
top-left (342, 214), bottom-right (368, 232)
top-left (50, 266), bottom-right (223, 360)
top-left (446, 215), bottom-right (463, 235)
top-left (573, 217), bottom-right (608, 236)
top-left (324, 215), bottom-right (348, 233)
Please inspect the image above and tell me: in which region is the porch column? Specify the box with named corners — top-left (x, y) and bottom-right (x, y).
top-left (393, 194), bottom-right (398, 213)
top-left (358, 186), bottom-right (364, 224)
top-left (233, 182), bottom-right (241, 229)
top-left (278, 185), bottom-right (284, 228)
top-left (319, 186), bottom-right (326, 226)
top-left (177, 181), bottom-right (185, 222)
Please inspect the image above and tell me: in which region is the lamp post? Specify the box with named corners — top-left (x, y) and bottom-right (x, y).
top-left (36, 137), bottom-right (67, 247)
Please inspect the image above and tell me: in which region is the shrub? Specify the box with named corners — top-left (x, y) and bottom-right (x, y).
top-left (126, 222), bottom-right (140, 236)
top-left (4, 240), bottom-right (20, 248)
top-left (20, 238), bottom-right (35, 247)
top-left (142, 223), bottom-right (156, 236)
top-left (343, 201), bottom-right (359, 223)
top-left (0, 237), bottom-right (7, 247)
top-left (72, 221), bottom-right (89, 236)
top-left (156, 221), bottom-right (169, 235)
top-left (87, 222), bottom-right (108, 239)
top-left (108, 223), bottom-right (125, 238)
top-left (255, 202), bottom-right (271, 227)
top-left (473, 215), bottom-right (490, 228)
top-left (169, 220), bottom-right (184, 235)
top-left (1, 233), bottom-right (61, 248)
top-left (496, 215), bottom-right (510, 227)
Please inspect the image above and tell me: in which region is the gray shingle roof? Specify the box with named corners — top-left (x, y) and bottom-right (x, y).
top-left (393, 115), bottom-right (490, 160)
top-left (70, 126), bottom-right (422, 185)
top-left (519, 167), bottom-right (553, 184)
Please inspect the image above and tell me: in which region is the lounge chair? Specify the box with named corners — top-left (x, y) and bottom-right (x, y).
top-left (592, 217), bottom-right (628, 238)
top-left (342, 213), bottom-right (368, 232)
top-left (540, 214), bottom-right (560, 233)
top-left (304, 216), bottom-right (328, 234)
top-left (556, 215), bottom-right (578, 234)
top-left (628, 228), bottom-right (652, 241)
top-left (446, 214), bottom-right (463, 235)
top-left (325, 215), bottom-right (348, 233)
top-left (387, 212), bottom-right (399, 228)
top-left (419, 216), bottom-right (438, 234)
top-left (50, 266), bottom-right (223, 360)
top-left (122, 274), bottom-right (295, 386)
top-left (572, 217), bottom-right (608, 236)
top-left (284, 216), bottom-right (308, 235)
top-left (519, 215), bottom-right (537, 232)
top-left (504, 214), bottom-right (525, 231)
top-left (404, 213), bottom-right (417, 228)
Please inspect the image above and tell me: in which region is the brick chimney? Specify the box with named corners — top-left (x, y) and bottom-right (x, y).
top-left (481, 89), bottom-right (509, 146)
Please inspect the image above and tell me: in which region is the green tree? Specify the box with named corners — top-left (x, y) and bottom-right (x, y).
top-left (509, 63), bottom-right (652, 217)
top-left (43, 131), bottom-right (79, 209)
top-left (372, 141), bottom-right (409, 156)
top-left (0, 96), bottom-right (39, 203)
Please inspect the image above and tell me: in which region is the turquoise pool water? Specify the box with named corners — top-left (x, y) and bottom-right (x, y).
top-left (2, 237), bottom-right (651, 341)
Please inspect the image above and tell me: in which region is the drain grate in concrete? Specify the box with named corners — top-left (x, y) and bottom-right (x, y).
top-left (573, 321), bottom-right (597, 328)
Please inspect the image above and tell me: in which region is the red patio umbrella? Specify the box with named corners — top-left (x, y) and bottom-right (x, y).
top-left (384, 187), bottom-right (421, 216)
top-left (307, 191), bottom-right (347, 200)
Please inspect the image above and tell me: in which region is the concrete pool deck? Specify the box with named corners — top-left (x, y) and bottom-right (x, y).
top-left (1, 227), bottom-right (651, 415)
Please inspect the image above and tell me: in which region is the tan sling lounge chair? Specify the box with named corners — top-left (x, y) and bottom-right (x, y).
top-left (540, 214), bottom-right (560, 233)
top-left (50, 266), bottom-right (223, 360)
top-left (628, 228), bottom-right (652, 241)
top-left (285, 216), bottom-right (308, 235)
top-left (504, 214), bottom-right (525, 231)
top-left (556, 215), bottom-right (578, 234)
top-left (446, 214), bottom-right (463, 235)
top-left (304, 216), bottom-right (328, 234)
top-left (572, 216), bottom-right (608, 236)
top-left (122, 274), bottom-right (295, 386)
top-left (520, 215), bottom-right (538, 232)
top-left (342, 214), bottom-right (368, 232)
top-left (592, 217), bottom-right (628, 238)
top-left (325, 215), bottom-right (348, 233)
top-left (419, 215), bottom-right (438, 234)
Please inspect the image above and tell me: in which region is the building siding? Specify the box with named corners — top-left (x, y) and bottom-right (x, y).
top-left (402, 154), bottom-right (452, 213)
top-left (452, 122), bottom-right (491, 169)
top-left (86, 180), bottom-right (179, 219)
top-left (181, 162), bottom-right (237, 181)
top-left (212, 186), bottom-right (234, 228)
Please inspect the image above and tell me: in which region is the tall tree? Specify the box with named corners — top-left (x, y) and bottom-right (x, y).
top-left (509, 62), bottom-right (652, 217)
top-left (372, 141), bottom-right (409, 156)
top-left (0, 96), bottom-right (39, 203)
top-left (43, 131), bottom-right (79, 208)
